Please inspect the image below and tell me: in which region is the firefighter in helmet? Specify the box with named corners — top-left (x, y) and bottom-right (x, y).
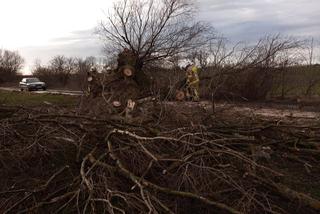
top-left (186, 64), bottom-right (200, 101)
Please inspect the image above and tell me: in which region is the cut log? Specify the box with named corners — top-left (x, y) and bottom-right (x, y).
top-left (119, 65), bottom-right (135, 77)
top-left (176, 90), bottom-right (186, 101)
top-left (112, 101), bottom-right (122, 107)
top-left (85, 49), bottom-right (151, 105)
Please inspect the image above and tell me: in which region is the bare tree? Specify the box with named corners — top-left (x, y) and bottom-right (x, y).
top-left (33, 56), bottom-right (100, 89)
top-left (98, 0), bottom-right (214, 86)
top-left (76, 57), bottom-right (96, 75)
top-left (277, 49), bottom-right (304, 98)
top-left (307, 37), bottom-right (314, 66)
top-left (33, 59), bottom-right (51, 75)
top-left (75, 57), bottom-right (98, 90)
top-left (204, 37), bottom-right (238, 103)
top-left (199, 34), bottom-right (304, 100)
top-left (238, 35), bottom-right (304, 99)
top-left (49, 55), bottom-right (77, 86)
top-left (0, 49), bottom-right (24, 83)
top-left (187, 49), bottom-right (210, 69)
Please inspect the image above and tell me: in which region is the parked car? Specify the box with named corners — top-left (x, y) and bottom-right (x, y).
top-left (19, 77), bottom-right (47, 91)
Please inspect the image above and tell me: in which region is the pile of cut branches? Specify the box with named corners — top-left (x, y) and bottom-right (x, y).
top-left (0, 103), bottom-right (319, 214)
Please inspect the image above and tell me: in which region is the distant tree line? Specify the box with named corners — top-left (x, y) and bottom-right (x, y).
top-left (30, 34), bottom-right (319, 99)
top-left (0, 49), bottom-right (24, 83)
top-left (32, 56), bottom-right (104, 90)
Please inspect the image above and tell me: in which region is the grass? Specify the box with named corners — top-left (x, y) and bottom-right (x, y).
top-left (0, 90), bottom-right (78, 107)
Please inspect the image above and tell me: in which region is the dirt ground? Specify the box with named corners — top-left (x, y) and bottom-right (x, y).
top-left (166, 101), bottom-right (320, 120)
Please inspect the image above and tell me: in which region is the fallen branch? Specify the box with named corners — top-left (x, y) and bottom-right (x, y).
top-left (107, 133), bottom-right (243, 214)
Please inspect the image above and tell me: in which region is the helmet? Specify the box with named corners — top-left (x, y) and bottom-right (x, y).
top-left (191, 66), bottom-right (198, 73)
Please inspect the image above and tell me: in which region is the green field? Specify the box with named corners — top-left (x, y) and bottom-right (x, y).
top-left (0, 90), bottom-right (78, 106)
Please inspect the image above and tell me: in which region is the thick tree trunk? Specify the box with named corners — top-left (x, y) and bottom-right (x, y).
top-left (86, 50), bottom-right (151, 114)
top-left (118, 52), bottom-right (151, 92)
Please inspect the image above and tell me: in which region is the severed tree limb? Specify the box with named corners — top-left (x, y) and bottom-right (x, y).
top-left (91, 198), bottom-right (126, 214)
top-left (17, 191), bottom-right (78, 214)
top-left (4, 193), bottom-right (32, 214)
top-left (107, 128), bottom-right (284, 177)
top-left (3, 166), bottom-right (70, 214)
top-left (251, 174), bottom-right (320, 211)
top-left (106, 134), bottom-right (243, 214)
top-left (151, 195), bottom-right (175, 214)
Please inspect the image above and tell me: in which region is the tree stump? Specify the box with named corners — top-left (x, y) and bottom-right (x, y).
top-left (85, 49), bottom-right (146, 115)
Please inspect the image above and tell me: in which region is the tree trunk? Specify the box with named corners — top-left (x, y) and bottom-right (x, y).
top-left (86, 50), bottom-right (151, 103)
top-left (118, 51), bottom-right (151, 94)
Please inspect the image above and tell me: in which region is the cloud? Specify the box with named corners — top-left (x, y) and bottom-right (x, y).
top-left (198, 0), bottom-right (320, 41)
top-left (20, 29), bottom-right (103, 74)
top-left (50, 29), bottom-right (97, 43)
top-left (18, 0), bottom-right (320, 74)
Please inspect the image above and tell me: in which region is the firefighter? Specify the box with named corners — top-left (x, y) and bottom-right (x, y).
top-left (186, 64), bottom-right (200, 101)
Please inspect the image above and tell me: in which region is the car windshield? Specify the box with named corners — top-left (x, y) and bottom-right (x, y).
top-left (26, 78), bottom-right (40, 83)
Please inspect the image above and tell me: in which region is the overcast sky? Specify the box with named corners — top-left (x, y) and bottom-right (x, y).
top-left (0, 0), bottom-right (319, 74)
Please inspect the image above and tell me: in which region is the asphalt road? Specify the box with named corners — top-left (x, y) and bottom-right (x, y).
top-left (0, 87), bottom-right (83, 96)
